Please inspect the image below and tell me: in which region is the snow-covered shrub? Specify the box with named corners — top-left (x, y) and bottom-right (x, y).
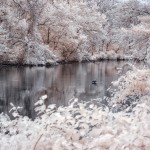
top-left (111, 66), bottom-right (150, 111)
top-left (0, 68), bottom-right (150, 149)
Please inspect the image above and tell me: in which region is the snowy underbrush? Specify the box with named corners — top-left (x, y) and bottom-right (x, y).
top-left (111, 67), bottom-right (150, 112)
top-left (0, 68), bottom-right (150, 150)
top-left (82, 51), bottom-right (132, 62)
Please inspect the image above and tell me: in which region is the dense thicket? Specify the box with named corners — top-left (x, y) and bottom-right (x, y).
top-left (0, 0), bottom-right (150, 65)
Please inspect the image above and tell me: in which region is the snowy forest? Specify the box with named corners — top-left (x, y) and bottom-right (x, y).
top-left (0, 0), bottom-right (150, 65)
top-left (0, 0), bottom-right (150, 149)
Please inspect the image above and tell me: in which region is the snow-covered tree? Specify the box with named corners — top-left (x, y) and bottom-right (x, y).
top-left (0, 0), bottom-right (150, 64)
top-left (39, 2), bottom-right (107, 61)
top-left (0, 0), bottom-right (57, 65)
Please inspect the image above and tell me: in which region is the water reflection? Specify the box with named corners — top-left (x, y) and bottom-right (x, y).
top-left (0, 61), bottom-right (143, 118)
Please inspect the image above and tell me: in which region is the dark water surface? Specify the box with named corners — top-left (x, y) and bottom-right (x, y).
top-left (0, 61), bottom-right (143, 118)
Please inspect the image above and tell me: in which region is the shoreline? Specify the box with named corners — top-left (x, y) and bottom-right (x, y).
top-left (0, 58), bottom-right (143, 67)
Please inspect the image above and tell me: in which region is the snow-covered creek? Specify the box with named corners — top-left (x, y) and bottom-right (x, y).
top-left (0, 61), bottom-right (143, 119)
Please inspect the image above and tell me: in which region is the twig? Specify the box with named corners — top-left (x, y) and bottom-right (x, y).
top-left (33, 134), bottom-right (43, 150)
